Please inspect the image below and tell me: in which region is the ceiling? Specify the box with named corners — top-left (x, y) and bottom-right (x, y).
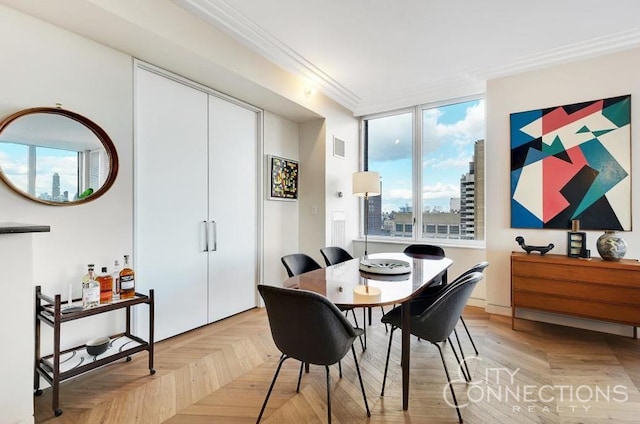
top-left (174, 0), bottom-right (640, 116)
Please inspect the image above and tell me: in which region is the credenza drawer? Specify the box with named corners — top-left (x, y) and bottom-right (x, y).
top-left (513, 291), bottom-right (640, 326)
top-left (512, 261), bottom-right (640, 288)
top-left (513, 276), bottom-right (640, 305)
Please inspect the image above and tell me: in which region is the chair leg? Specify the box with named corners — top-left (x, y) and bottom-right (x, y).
top-left (338, 360), bottom-right (342, 378)
top-left (296, 361), bottom-right (304, 393)
top-left (460, 316), bottom-right (479, 355)
top-left (380, 306), bottom-right (388, 332)
top-left (434, 343), bottom-right (464, 424)
top-left (362, 308), bottom-right (367, 350)
top-left (350, 309), bottom-right (365, 352)
top-left (448, 335), bottom-right (469, 382)
top-left (351, 345), bottom-right (371, 417)
top-left (325, 365), bottom-right (332, 424)
top-left (381, 326), bottom-right (397, 396)
top-left (257, 355), bottom-right (289, 424)
top-left (453, 328), bottom-right (471, 382)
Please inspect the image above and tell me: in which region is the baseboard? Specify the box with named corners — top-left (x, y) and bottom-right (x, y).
top-left (467, 297), bottom-right (485, 308)
top-left (485, 303), bottom-right (511, 316)
top-left (515, 308), bottom-right (636, 337)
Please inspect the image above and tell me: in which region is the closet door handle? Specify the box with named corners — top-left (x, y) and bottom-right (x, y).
top-left (203, 220), bottom-right (209, 252)
top-left (211, 221), bottom-right (217, 251)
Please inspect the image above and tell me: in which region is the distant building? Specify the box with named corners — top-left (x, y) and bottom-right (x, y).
top-left (450, 197), bottom-right (460, 212)
top-left (367, 191), bottom-right (383, 236)
top-left (367, 140), bottom-right (484, 241)
top-left (52, 173), bottom-right (60, 198)
top-left (460, 140), bottom-right (484, 240)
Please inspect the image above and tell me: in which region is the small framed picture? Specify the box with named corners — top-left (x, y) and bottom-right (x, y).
top-left (268, 155), bottom-right (298, 201)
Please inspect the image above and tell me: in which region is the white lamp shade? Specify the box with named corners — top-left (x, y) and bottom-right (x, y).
top-left (353, 171), bottom-right (380, 197)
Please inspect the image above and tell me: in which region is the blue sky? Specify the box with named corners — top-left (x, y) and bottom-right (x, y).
top-left (368, 99), bottom-right (485, 213)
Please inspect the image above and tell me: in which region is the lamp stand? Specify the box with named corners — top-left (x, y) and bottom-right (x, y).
top-left (364, 192), bottom-right (369, 256)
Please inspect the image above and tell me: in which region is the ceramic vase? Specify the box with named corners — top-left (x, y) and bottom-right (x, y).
top-left (596, 230), bottom-right (627, 261)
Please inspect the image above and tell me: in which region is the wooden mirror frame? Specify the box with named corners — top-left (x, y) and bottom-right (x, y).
top-left (0, 107), bottom-right (119, 206)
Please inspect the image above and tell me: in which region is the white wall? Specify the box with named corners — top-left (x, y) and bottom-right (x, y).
top-left (0, 5), bottom-right (132, 347)
top-left (485, 47), bottom-right (640, 335)
top-left (263, 111), bottom-right (300, 285)
top-left (324, 111), bottom-right (362, 257)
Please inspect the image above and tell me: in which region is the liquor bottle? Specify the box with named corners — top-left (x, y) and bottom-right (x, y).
top-left (97, 266), bottom-right (113, 304)
top-left (81, 263), bottom-right (96, 285)
top-left (82, 265), bottom-right (100, 309)
top-left (112, 259), bottom-right (121, 300)
top-left (119, 255), bottom-right (135, 299)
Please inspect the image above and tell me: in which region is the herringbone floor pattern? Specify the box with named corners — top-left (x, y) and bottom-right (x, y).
top-left (34, 306), bottom-right (640, 423)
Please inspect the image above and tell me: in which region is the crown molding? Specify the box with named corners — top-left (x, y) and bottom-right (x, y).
top-left (465, 28), bottom-right (640, 82)
top-left (173, 0), bottom-right (361, 110)
top-left (175, 0), bottom-right (640, 116)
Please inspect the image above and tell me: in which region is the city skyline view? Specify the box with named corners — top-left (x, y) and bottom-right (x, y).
top-left (367, 99), bottom-right (485, 213)
top-left (0, 142), bottom-right (79, 197)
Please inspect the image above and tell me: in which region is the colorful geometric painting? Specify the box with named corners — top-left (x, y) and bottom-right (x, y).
top-left (510, 95), bottom-right (631, 230)
top-left (269, 155), bottom-right (298, 201)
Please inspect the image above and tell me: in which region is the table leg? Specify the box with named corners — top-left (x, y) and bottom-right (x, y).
top-left (401, 301), bottom-right (410, 410)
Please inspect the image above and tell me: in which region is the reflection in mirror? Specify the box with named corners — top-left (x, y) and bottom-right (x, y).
top-left (0, 107), bottom-right (118, 205)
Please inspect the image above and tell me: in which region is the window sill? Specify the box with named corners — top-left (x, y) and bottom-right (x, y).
top-left (353, 237), bottom-right (486, 250)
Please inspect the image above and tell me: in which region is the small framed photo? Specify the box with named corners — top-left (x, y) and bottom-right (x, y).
top-left (268, 155), bottom-right (298, 201)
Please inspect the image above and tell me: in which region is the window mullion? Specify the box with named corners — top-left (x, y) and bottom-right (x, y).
top-left (413, 106), bottom-right (421, 241)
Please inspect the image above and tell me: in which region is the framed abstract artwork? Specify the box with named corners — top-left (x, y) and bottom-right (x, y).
top-left (268, 155), bottom-right (298, 201)
top-left (510, 95), bottom-right (631, 230)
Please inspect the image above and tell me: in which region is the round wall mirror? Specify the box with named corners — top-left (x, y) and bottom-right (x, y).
top-left (0, 107), bottom-right (118, 205)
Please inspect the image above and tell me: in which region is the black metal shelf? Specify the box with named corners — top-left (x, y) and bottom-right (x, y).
top-left (34, 286), bottom-right (155, 417)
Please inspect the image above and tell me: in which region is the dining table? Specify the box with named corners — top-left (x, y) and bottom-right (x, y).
top-left (282, 251), bottom-right (453, 410)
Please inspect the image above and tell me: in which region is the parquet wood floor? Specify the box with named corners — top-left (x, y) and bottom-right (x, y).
top-left (34, 306), bottom-right (640, 423)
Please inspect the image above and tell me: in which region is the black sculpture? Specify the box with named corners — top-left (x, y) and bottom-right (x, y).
top-left (515, 236), bottom-right (554, 255)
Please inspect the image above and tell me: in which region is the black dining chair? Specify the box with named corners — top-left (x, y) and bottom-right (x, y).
top-left (256, 284), bottom-right (370, 424)
top-left (319, 246), bottom-right (353, 267)
top-left (320, 246), bottom-right (388, 337)
top-left (281, 253), bottom-right (322, 278)
top-left (403, 243), bottom-right (446, 259)
top-left (416, 261), bottom-right (489, 357)
top-left (380, 272), bottom-right (484, 423)
top-left (403, 244), bottom-right (447, 285)
top-left (403, 244), bottom-right (484, 357)
top-left (281, 253), bottom-right (364, 352)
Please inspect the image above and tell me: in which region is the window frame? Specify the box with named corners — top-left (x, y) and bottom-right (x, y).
top-left (359, 95), bottom-right (485, 248)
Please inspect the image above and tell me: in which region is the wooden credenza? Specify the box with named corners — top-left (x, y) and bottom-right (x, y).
top-left (511, 251), bottom-right (640, 338)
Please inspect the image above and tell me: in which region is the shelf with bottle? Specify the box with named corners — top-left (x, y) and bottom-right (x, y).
top-left (39, 291), bottom-right (151, 323)
top-left (34, 285), bottom-right (155, 416)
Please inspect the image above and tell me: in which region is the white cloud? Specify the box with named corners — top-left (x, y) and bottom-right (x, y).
top-left (423, 100), bottom-right (485, 154)
top-left (423, 182), bottom-right (459, 200)
top-left (387, 188), bottom-right (412, 200)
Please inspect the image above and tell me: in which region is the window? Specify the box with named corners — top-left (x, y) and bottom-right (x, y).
top-left (362, 97), bottom-right (485, 243)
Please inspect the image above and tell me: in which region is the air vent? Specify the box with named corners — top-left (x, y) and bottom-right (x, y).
top-left (333, 136), bottom-right (346, 159)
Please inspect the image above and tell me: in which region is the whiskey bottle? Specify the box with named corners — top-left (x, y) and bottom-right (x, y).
top-left (112, 260), bottom-right (121, 300)
top-left (119, 255), bottom-right (135, 299)
top-left (82, 265), bottom-right (100, 309)
top-left (81, 263), bottom-right (96, 285)
top-left (97, 266), bottom-right (113, 304)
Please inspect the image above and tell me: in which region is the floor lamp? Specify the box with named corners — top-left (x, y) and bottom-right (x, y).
top-left (353, 171), bottom-right (380, 256)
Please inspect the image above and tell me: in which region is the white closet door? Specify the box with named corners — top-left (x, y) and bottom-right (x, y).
top-left (207, 95), bottom-right (258, 322)
top-left (135, 68), bottom-right (209, 341)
